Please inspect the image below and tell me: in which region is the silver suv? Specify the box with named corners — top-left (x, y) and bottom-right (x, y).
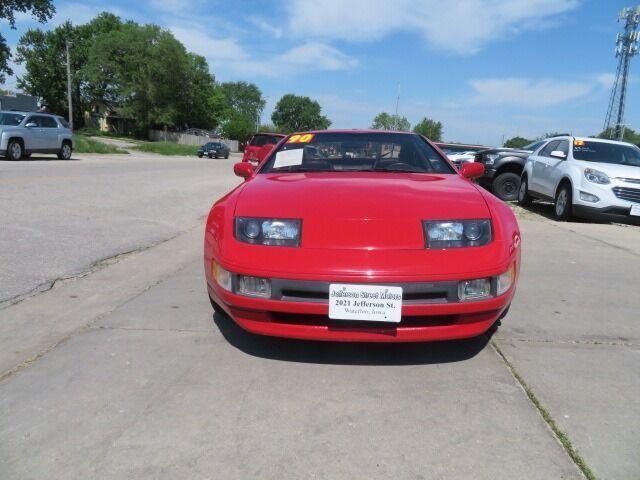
top-left (0, 111), bottom-right (74, 160)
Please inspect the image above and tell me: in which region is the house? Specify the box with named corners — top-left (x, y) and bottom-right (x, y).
top-left (0, 92), bottom-right (38, 111)
top-left (84, 102), bottom-right (133, 134)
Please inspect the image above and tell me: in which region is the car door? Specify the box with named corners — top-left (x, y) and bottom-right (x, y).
top-left (39, 116), bottom-right (60, 150)
top-left (529, 140), bottom-right (559, 194)
top-left (22, 115), bottom-right (44, 150)
top-left (539, 139), bottom-right (569, 197)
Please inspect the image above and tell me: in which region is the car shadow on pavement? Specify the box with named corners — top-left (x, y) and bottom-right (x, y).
top-left (213, 312), bottom-right (491, 365)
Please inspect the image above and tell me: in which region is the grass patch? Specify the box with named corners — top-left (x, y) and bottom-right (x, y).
top-left (73, 134), bottom-right (129, 154)
top-left (491, 341), bottom-right (597, 480)
top-left (132, 141), bottom-right (199, 156)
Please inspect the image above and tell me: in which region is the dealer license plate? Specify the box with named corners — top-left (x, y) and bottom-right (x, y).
top-left (630, 204), bottom-right (640, 217)
top-left (329, 284), bottom-right (403, 323)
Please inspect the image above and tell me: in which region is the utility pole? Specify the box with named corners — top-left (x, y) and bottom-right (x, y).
top-left (65, 41), bottom-right (73, 131)
top-left (394, 82), bottom-right (400, 130)
top-left (603, 6), bottom-right (640, 140)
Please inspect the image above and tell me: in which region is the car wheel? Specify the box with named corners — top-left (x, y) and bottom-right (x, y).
top-left (57, 141), bottom-right (72, 160)
top-left (554, 183), bottom-right (572, 221)
top-left (225, 153), bottom-right (229, 159)
top-left (198, 154), bottom-right (203, 158)
top-left (492, 172), bottom-right (521, 201)
top-left (517, 176), bottom-right (532, 206)
top-left (7, 140), bottom-right (23, 161)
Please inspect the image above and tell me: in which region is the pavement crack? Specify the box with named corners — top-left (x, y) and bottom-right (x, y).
top-left (491, 340), bottom-right (597, 480)
top-left (95, 326), bottom-right (210, 333)
top-left (0, 226), bottom-right (197, 310)
top-left (0, 258), bottom-right (194, 384)
top-left (497, 336), bottom-right (637, 347)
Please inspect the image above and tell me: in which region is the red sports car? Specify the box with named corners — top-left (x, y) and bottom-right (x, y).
top-left (205, 130), bottom-right (521, 342)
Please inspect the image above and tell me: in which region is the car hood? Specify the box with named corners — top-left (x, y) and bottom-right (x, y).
top-left (235, 172), bottom-right (491, 250)
top-left (482, 148), bottom-right (531, 156)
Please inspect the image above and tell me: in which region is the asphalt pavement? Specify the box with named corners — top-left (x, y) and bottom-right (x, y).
top-left (1, 151), bottom-right (638, 479)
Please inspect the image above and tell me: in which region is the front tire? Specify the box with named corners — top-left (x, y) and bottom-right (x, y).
top-left (7, 140), bottom-right (23, 161)
top-left (554, 184), bottom-right (572, 221)
top-left (492, 172), bottom-right (521, 201)
top-left (517, 175), bottom-right (532, 206)
top-left (57, 141), bottom-right (72, 160)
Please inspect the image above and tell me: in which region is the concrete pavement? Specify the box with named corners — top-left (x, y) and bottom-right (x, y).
top-left (0, 151), bottom-right (241, 304)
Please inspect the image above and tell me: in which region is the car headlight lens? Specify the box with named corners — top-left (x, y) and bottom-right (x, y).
top-left (458, 278), bottom-right (491, 301)
top-left (485, 154), bottom-right (499, 165)
top-left (584, 168), bottom-right (610, 185)
top-left (424, 220), bottom-right (492, 248)
top-left (212, 261), bottom-right (232, 291)
top-left (497, 263), bottom-right (516, 296)
top-left (235, 217), bottom-right (301, 246)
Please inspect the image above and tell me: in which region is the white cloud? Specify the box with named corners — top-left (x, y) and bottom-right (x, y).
top-left (170, 25), bottom-right (356, 78)
top-left (595, 73), bottom-right (616, 89)
top-left (278, 43), bottom-right (357, 71)
top-left (170, 26), bottom-right (248, 61)
top-left (250, 17), bottom-right (283, 39)
top-left (469, 77), bottom-right (592, 108)
top-left (286, 0), bottom-right (580, 54)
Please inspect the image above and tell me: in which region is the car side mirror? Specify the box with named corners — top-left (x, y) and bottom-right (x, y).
top-left (460, 162), bottom-right (484, 179)
top-left (234, 162), bottom-right (255, 179)
top-left (25, 122), bottom-right (38, 128)
top-left (550, 150), bottom-right (567, 159)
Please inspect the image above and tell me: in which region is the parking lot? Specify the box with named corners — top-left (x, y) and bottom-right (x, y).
top-left (1, 151), bottom-right (639, 479)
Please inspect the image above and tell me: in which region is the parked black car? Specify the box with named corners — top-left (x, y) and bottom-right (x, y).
top-left (197, 142), bottom-right (230, 159)
top-left (474, 141), bottom-right (545, 201)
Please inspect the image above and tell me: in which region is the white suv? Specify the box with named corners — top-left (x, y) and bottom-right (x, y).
top-left (0, 111), bottom-right (74, 161)
top-left (518, 136), bottom-right (640, 223)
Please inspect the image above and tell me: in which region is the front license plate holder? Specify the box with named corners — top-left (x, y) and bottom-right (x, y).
top-left (630, 204), bottom-right (640, 217)
top-left (329, 284), bottom-right (403, 323)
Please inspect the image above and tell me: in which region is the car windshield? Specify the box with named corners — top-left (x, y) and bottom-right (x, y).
top-left (573, 141), bottom-right (640, 167)
top-left (523, 141), bottom-right (543, 151)
top-left (260, 132), bottom-right (455, 174)
top-left (0, 113), bottom-right (25, 126)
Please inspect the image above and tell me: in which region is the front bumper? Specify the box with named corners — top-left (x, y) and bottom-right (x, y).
top-left (207, 273), bottom-right (515, 343)
top-left (572, 180), bottom-right (640, 225)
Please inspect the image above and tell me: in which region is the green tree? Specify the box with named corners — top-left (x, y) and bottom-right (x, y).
top-left (222, 111), bottom-right (255, 142)
top-left (0, 0), bottom-right (55, 83)
top-left (598, 127), bottom-right (640, 145)
top-left (16, 13), bottom-right (123, 125)
top-left (219, 81), bottom-right (265, 122)
top-left (413, 117), bottom-right (443, 140)
top-left (371, 112), bottom-right (410, 131)
top-left (271, 94), bottom-right (331, 133)
top-left (504, 136), bottom-right (532, 149)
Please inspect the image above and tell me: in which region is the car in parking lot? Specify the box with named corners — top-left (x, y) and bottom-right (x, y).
top-left (0, 111), bottom-right (73, 160)
top-left (197, 141), bottom-right (230, 159)
top-left (205, 130), bottom-right (521, 342)
top-left (474, 141), bottom-right (545, 201)
top-left (242, 132), bottom-right (285, 164)
top-left (518, 136), bottom-right (640, 223)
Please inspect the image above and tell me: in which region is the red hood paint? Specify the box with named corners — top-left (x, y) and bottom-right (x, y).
top-left (235, 172), bottom-right (490, 250)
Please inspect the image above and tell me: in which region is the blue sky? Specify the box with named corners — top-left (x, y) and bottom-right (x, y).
top-left (2, 0), bottom-right (638, 145)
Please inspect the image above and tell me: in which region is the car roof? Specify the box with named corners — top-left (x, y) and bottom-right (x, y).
top-left (0, 110), bottom-right (57, 117)
top-left (256, 132), bottom-right (286, 137)
top-left (544, 135), bottom-right (636, 147)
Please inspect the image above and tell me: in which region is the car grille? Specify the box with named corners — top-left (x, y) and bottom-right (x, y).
top-left (612, 187), bottom-right (640, 204)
